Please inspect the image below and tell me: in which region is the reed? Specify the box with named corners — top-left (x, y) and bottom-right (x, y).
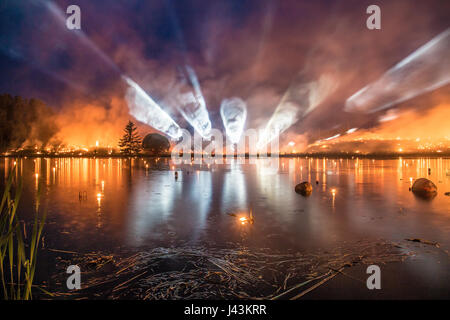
top-left (0, 164), bottom-right (46, 300)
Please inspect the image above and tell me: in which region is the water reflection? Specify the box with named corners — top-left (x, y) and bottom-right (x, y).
top-left (0, 157), bottom-right (449, 254)
top-left (221, 160), bottom-right (247, 213)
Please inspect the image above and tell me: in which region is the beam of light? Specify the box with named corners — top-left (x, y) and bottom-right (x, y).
top-left (123, 77), bottom-right (182, 140)
top-left (49, 0), bottom-right (184, 140)
top-left (220, 97), bottom-right (247, 144)
top-left (250, 0), bottom-right (276, 79)
top-left (257, 74), bottom-right (336, 149)
top-left (171, 66), bottom-right (212, 139)
top-left (324, 134), bottom-right (341, 141)
top-left (346, 128), bottom-right (358, 134)
top-left (163, 1), bottom-right (212, 139)
top-left (4, 1), bottom-right (183, 141)
top-left (0, 0), bottom-right (110, 93)
top-left (345, 28), bottom-right (450, 113)
top-left (378, 109), bottom-right (398, 123)
top-left (44, 1), bottom-right (121, 73)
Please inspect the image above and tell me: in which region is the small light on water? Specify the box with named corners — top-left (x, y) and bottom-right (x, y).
top-left (239, 217), bottom-right (248, 225)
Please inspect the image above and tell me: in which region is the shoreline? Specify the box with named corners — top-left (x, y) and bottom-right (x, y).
top-left (1, 153), bottom-right (449, 159)
top-left (37, 239), bottom-right (449, 300)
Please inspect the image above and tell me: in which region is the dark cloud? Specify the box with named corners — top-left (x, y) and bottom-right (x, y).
top-left (0, 0), bottom-right (449, 148)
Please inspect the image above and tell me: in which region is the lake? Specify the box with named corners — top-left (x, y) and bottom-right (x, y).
top-left (1, 157), bottom-right (449, 298)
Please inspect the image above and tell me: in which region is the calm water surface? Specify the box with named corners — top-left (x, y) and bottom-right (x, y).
top-left (2, 157), bottom-right (449, 254)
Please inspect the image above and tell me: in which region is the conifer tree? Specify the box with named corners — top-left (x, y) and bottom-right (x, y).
top-left (118, 121), bottom-right (142, 154)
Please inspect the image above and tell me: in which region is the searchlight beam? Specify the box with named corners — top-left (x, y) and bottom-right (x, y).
top-left (345, 28), bottom-right (450, 113)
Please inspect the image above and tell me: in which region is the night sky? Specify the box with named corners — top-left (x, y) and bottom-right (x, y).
top-left (0, 0), bottom-right (449, 148)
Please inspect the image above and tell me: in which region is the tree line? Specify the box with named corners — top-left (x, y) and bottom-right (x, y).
top-left (0, 94), bottom-right (58, 152)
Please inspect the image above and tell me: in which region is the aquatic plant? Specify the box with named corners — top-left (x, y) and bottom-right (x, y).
top-left (0, 164), bottom-right (46, 300)
top-left (48, 240), bottom-right (411, 300)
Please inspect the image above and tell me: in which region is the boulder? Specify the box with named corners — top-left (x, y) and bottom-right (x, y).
top-left (295, 182), bottom-right (313, 196)
top-left (411, 178), bottom-right (437, 199)
top-left (142, 133), bottom-right (170, 155)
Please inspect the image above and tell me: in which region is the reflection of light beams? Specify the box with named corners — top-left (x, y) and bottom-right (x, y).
top-left (171, 66), bottom-right (212, 139)
top-left (258, 74), bottom-right (336, 149)
top-left (345, 28), bottom-right (450, 113)
top-left (128, 172), bottom-right (180, 245)
top-left (191, 171), bottom-right (212, 233)
top-left (220, 98), bottom-right (247, 144)
top-left (123, 77), bottom-right (182, 140)
top-left (346, 128), bottom-right (358, 134)
top-left (331, 188), bottom-right (336, 209)
top-left (222, 162), bottom-right (247, 212)
top-left (256, 158), bottom-right (279, 176)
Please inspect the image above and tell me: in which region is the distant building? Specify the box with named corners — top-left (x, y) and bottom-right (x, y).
top-left (142, 133), bottom-right (170, 155)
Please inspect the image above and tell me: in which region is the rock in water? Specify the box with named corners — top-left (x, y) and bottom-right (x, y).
top-left (295, 182), bottom-right (313, 196)
top-left (411, 178), bottom-right (437, 199)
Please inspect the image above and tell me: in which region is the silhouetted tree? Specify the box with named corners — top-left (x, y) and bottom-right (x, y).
top-left (118, 121), bottom-right (142, 154)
